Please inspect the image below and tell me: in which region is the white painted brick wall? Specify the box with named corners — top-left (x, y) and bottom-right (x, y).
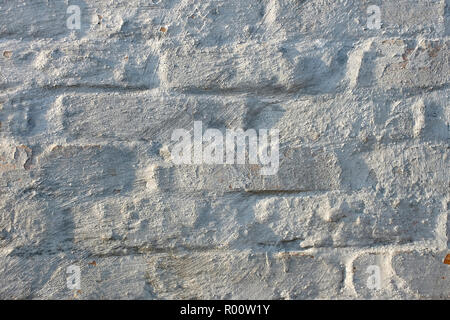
top-left (0, 0), bottom-right (448, 299)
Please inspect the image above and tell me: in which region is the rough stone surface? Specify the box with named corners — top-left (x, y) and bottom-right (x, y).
top-left (0, 0), bottom-right (449, 299)
top-left (392, 250), bottom-right (450, 299)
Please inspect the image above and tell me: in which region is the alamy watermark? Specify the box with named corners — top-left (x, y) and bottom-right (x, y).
top-left (170, 121), bottom-right (279, 175)
top-left (367, 5), bottom-right (381, 30)
top-left (66, 5), bottom-right (81, 30)
top-left (366, 265), bottom-right (381, 290)
top-left (66, 265), bottom-right (81, 290)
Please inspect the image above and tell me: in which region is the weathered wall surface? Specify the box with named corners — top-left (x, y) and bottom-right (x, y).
top-left (0, 0), bottom-right (448, 299)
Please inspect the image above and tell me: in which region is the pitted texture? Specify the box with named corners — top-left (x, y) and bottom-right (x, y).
top-left (0, 0), bottom-right (448, 299)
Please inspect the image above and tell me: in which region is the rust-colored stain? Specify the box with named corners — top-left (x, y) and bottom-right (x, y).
top-left (444, 254), bottom-right (450, 265)
top-left (88, 261), bottom-right (97, 266)
top-left (73, 289), bottom-right (82, 299)
top-left (399, 61), bottom-right (408, 69)
top-left (160, 26), bottom-right (167, 32)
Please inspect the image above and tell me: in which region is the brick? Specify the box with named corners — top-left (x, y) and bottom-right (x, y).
top-left (54, 93), bottom-right (247, 142)
top-left (354, 39), bottom-right (449, 90)
top-left (147, 147), bottom-right (341, 193)
top-left (0, 0), bottom-right (174, 40)
top-left (363, 142), bottom-right (448, 197)
top-left (146, 251), bottom-right (343, 299)
top-left (252, 190), bottom-right (441, 248)
top-left (35, 144), bottom-right (137, 199)
top-left (65, 256), bottom-right (152, 299)
top-left (159, 40), bottom-right (348, 94)
top-left (0, 255), bottom-right (64, 299)
top-left (0, 39), bottom-right (159, 90)
top-left (392, 250), bottom-right (450, 299)
top-left (0, 255), bottom-right (152, 299)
